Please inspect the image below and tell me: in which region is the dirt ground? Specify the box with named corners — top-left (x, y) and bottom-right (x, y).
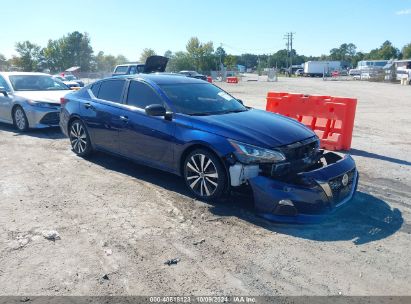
top-left (0, 77), bottom-right (410, 296)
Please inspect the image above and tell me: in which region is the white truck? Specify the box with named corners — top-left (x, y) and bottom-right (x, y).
top-left (395, 60), bottom-right (411, 85)
top-left (303, 61), bottom-right (342, 77)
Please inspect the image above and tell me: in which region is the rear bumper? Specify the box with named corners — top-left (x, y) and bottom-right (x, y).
top-left (249, 152), bottom-right (358, 223)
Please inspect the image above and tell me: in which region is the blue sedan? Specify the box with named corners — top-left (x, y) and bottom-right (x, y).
top-left (60, 74), bottom-right (358, 222)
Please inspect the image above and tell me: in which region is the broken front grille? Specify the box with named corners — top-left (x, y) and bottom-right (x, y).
top-left (279, 136), bottom-right (320, 161)
top-left (264, 137), bottom-right (322, 178)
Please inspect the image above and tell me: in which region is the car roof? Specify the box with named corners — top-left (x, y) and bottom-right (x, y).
top-left (111, 73), bottom-right (207, 85)
top-left (115, 63), bottom-right (144, 67)
top-left (0, 72), bottom-right (50, 77)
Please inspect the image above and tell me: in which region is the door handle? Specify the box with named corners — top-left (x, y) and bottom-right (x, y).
top-left (119, 115), bottom-right (129, 122)
top-left (84, 103), bottom-right (95, 110)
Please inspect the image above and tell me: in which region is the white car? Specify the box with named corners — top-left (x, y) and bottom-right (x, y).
top-left (295, 69), bottom-right (304, 76)
top-left (0, 72), bottom-right (71, 131)
top-left (52, 75), bottom-right (80, 89)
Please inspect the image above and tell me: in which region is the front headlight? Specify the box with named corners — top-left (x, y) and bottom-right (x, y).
top-left (26, 100), bottom-right (53, 108)
top-left (228, 140), bottom-right (286, 164)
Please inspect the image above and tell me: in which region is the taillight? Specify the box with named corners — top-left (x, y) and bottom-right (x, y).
top-left (60, 97), bottom-right (67, 105)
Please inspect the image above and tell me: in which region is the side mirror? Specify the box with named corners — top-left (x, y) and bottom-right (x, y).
top-left (145, 104), bottom-right (166, 117)
top-left (0, 86), bottom-right (8, 97)
top-left (237, 99), bottom-right (244, 105)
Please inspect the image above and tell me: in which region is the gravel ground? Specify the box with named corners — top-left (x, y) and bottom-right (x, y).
top-left (0, 77), bottom-right (410, 296)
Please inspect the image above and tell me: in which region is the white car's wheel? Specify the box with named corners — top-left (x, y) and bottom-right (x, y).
top-left (13, 106), bottom-right (29, 131)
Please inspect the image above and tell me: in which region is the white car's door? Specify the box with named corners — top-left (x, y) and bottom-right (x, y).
top-left (0, 75), bottom-right (13, 123)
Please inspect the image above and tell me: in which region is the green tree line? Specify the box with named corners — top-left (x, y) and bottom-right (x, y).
top-left (1, 32), bottom-right (411, 74)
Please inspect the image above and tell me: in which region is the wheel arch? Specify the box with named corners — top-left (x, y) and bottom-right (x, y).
top-left (67, 114), bottom-right (83, 130)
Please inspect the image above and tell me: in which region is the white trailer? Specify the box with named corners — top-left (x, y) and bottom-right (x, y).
top-left (303, 61), bottom-right (342, 77)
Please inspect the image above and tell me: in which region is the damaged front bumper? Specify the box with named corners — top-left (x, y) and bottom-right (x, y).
top-left (244, 152), bottom-right (358, 223)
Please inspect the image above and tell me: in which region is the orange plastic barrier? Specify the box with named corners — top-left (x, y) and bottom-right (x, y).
top-left (266, 92), bottom-right (357, 151)
top-left (226, 76), bottom-right (238, 83)
top-left (207, 76), bottom-right (213, 83)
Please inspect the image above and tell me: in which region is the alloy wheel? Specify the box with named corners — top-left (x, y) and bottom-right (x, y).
top-left (185, 153), bottom-right (219, 197)
top-left (70, 121), bottom-right (88, 154)
top-left (14, 107), bottom-right (27, 130)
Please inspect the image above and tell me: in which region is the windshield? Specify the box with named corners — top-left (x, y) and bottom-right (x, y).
top-left (64, 75), bottom-right (76, 80)
top-left (10, 75), bottom-right (69, 91)
top-left (159, 83), bottom-right (247, 115)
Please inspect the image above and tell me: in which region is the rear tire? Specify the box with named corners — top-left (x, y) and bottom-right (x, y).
top-left (183, 149), bottom-right (227, 201)
top-left (13, 106), bottom-right (29, 131)
top-left (69, 119), bottom-right (92, 157)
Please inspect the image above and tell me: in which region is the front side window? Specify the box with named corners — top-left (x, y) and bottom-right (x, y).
top-left (0, 75), bottom-right (11, 91)
top-left (9, 75), bottom-right (69, 91)
top-left (126, 81), bottom-right (163, 109)
top-left (97, 80), bottom-right (125, 103)
top-left (129, 66), bottom-right (137, 74)
top-left (159, 83), bottom-right (247, 116)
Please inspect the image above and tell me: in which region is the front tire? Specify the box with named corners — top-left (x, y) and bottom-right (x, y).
top-left (183, 149), bottom-right (227, 201)
top-left (69, 119), bottom-right (92, 157)
top-left (13, 106), bottom-right (29, 131)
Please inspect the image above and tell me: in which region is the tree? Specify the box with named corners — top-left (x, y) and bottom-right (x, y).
top-left (379, 41), bottom-right (400, 59)
top-left (60, 31), bottom-right (94, 71)
top-left (329, 43), bottom-right (357, 66)
top-left (224, 55), bottom-right (237, 69)
top-left (366, 41), bottom-right (399, 60)
top-left (186, 37), bottom-right (214, 72)
top-left (164, 50), bottom-right (172, 58)
top-left (43, 39), bottom-right (64, 73)
top-left (94, 51), bottom-right (128, 72)
top-left (268, 49), bottom-right (289, 68)
top-left (0, 54), bottom-right (8, 71)
top-left (215, 46), bottom-right (226, 66)
top-left (140, 48), bottom-right (156, 62)
top-left (15, 41), bottom-right (42, 71)
top-left (403, 43), bottom-right (411, 59)
top-left (237, 54), bottom-right (258, 69)
top-left (116, 54), bottom-right (128, 65)
top-left (166, 51), bottom-right (195, 72)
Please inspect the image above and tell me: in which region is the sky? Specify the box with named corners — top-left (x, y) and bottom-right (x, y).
top-left (1, 0), bottom-right (411, 61)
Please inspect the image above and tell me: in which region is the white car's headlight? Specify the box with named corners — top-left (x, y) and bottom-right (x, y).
top-left (229, 140), bottom-right (286, 164)
top-left (27, 100), bottom-right (53, 108)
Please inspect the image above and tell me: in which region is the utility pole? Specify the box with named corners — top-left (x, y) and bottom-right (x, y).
top-left (284, 32), bottom-right (295, 76)
top-left (283, 33), bottom-right (290, 72)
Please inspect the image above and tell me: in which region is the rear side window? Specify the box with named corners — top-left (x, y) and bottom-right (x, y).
top-left (114, 66), bottom-right (128, 74)
top-left (97, 80), bottom-right (125, 103)
top-left (126, 81), bottom-right (163, 109)
top-left (90, 82), bottom-right (101, 97)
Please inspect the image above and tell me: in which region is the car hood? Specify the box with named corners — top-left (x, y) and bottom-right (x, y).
top-left (190, 108), bottom-right (316, 148)
top-left (144, 55), bottom-right (169, 73)
top-left (13, 90), bottom-right (71, 104)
